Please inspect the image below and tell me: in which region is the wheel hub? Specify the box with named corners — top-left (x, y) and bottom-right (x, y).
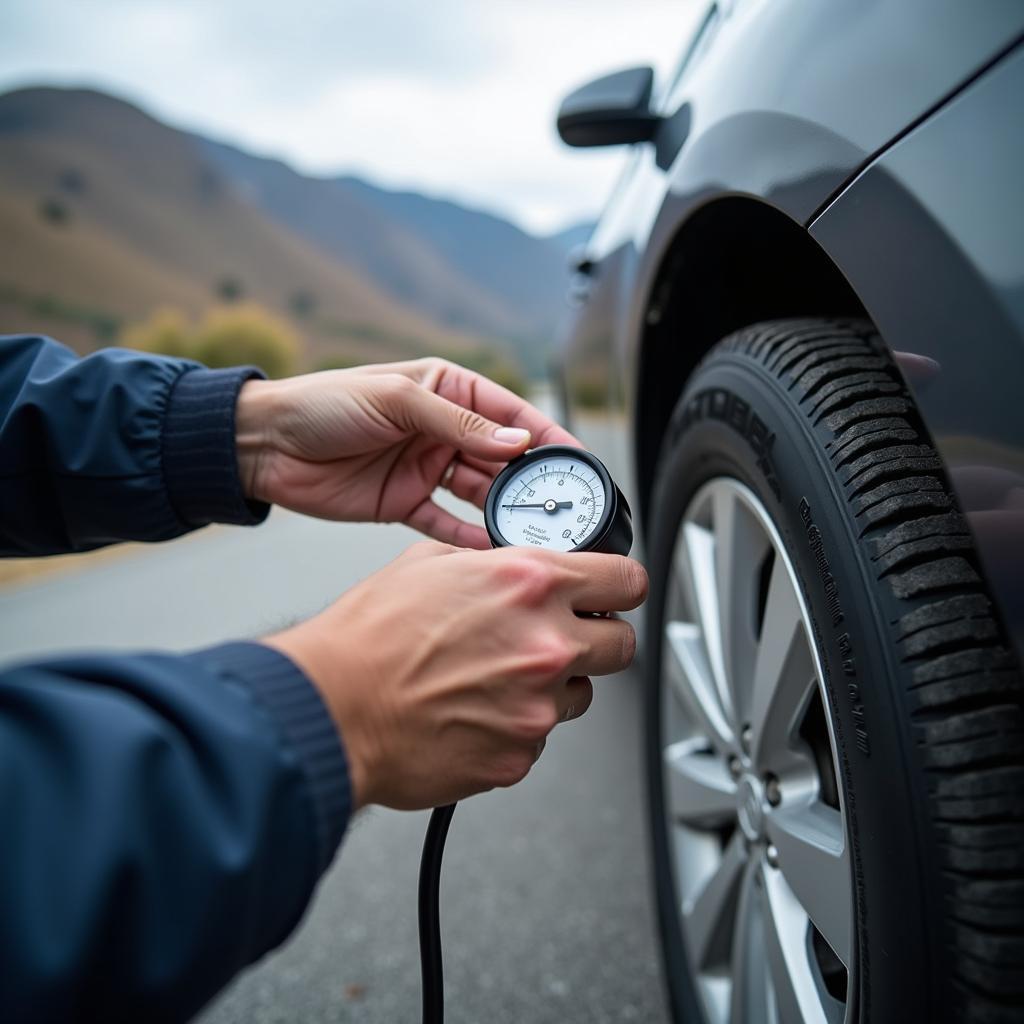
top-left (736, 774), bottom-right (766, 843)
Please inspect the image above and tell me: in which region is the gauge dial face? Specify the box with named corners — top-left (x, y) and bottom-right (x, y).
top-left (492, 453), bottom-right (607, 551)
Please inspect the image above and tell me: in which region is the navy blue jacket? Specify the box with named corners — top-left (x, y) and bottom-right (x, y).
top-left (0, 335), bottom-right (351, 1022)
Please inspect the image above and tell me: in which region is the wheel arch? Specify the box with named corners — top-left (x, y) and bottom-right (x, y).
top-left (633, 196), bottom-right (867, 533)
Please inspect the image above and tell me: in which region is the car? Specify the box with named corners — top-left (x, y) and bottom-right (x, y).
top-left (554, 3), bottom-right (1024, 1023)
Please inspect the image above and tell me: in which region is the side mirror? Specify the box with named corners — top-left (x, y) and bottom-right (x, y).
top-left (556, 66), bottom-right (660, 148)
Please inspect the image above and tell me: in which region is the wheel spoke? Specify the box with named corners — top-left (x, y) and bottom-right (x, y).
top-left (712, 487), bottom-right (768, 727)
top-left (762, 863), bottom-right (840, 1024)
top-left (679, 521), bottom-right (734, 724)
top-left (683, 830), bottom-right (746, 970)
top-left (664, 622), bottom-right (734, 751)
top-left (665, 738), bottom-right (737, 826)
top-left (728, 860), bottom-right (773, 1024)
top-left (766, 802), bottom-right (852, 969)
top-left (664, 476), bottom-right (855, 1024)
top-left (748, 556), bottom-right (815, 770)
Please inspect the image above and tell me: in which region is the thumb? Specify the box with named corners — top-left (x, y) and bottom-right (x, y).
top-left (405, 386), bottom-right (531, 460)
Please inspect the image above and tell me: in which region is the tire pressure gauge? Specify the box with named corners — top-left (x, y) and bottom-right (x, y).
top-left (422, 445), bottom-right (632, 1024)
top-left (484, 445), bottom-right (633, 556)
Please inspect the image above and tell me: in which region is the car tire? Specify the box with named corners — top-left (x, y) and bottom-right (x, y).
top-left (644, 319), bottom-right (1024, 1024)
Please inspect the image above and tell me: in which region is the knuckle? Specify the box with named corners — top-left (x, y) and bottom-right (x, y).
top-left (403, 539), bottom-right (450, 560)
top-left (525, 630), bottom-right (577, 678)
top-left (383, 372), bottom-right (416, 400)
top-left (497, 553), bottom-right (556, 604)
top-left (453, 404), bottom-right (490, 440)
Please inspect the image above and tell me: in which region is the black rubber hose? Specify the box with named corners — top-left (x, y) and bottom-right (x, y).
top-left (419, 801), bottom-right (457, 1024)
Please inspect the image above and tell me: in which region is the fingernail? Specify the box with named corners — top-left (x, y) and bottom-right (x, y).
top-left (493, 427), bottom-right (530, 445)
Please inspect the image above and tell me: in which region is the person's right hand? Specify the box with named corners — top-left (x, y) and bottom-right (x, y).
top-left (263, 542), bottom-right (648, 810)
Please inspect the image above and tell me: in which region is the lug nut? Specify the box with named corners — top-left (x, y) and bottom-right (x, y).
top-left (741, 724), bottom-right (752, 754)
top-left (727, 755), bottom-right (742, 780)
top-left (766, 844), bottom-right (780, 869)
top-left (764, 774), bottom-right (781, 807)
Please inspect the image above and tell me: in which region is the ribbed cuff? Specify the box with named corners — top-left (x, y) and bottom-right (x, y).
top-left (161, 366), bottom-right (271, 528)
top-left (193, 641), bottom-right (351, 875)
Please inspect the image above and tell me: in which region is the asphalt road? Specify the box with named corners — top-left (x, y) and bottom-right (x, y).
top-left (0, 497), bottom-right (668, 1024)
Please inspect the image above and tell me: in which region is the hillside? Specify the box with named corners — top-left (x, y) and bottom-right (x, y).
top-left (0, 86), bottom-right (593, 376)
top-left (195, 142), bottom-right (586, 373)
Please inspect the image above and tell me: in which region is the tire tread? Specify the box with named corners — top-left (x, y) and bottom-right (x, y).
top-left (724, 319), bottom-right (1024, 1022)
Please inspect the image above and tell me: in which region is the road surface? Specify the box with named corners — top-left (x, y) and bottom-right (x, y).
top-left (0, 497), bottom-right (668, 1023)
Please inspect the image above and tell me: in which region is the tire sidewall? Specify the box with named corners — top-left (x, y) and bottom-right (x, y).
top-left (646, 352), bottom-right (934, 1023)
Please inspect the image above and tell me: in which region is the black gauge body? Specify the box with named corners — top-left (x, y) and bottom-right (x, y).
top-left (484, 445), bottom-right (632, 556)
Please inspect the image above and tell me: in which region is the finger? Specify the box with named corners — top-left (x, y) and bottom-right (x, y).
top-left (433, 364), bottom-right (583, 451)
top-left (403, 386), bottom-right (534, 463)
top-left (355, 357), bottom-right (580, 450)
top-left (554, 675), bottom-right (594, 723)
top-left (544, 552), bottom-right (649, 612)
top-left (445, 461), bottom-right (494, 510)
top-left (568, 615), bottom-right (638, 676)
top-left (405, 498), bottom-right (491, 549)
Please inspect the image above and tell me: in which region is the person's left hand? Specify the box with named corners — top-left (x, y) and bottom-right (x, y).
top-left (235, 358), bottom-right (580, 548)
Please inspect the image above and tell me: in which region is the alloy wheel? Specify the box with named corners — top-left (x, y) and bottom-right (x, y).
top-left (660, 477), bottom-right (853, 1024)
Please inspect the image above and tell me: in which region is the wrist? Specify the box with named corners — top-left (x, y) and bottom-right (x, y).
top-left (261, 627), bottom-right (374, 810)
top-left (235, 378), bottom-right (280, 503)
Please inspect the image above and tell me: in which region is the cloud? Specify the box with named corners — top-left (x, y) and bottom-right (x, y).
top-left (0, 0), bottom-right (703, 232)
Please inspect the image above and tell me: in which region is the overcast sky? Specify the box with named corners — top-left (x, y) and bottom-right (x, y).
top-left (0, 0), bottom-right (703, 235)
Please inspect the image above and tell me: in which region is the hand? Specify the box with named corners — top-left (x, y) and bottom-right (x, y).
top-left (235, 358), bottom-right (579, 548)
top-left (263, 542), bottom-right (648, 810)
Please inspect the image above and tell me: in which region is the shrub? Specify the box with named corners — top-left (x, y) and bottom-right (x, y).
top-left (570, 375), bottom-right (607, 409)
top-left (121, 308), bottom-right (193, 359)
top-left (215, 276), bottom-right (244, 303)
top-left (122, 305), bottom-right (300, 378)
top-left (39, 198), bottom-right (71, 226)
top-left (194, 305), bottom-right (299, 378)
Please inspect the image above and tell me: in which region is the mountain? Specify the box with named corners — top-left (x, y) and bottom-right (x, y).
top-left (0, 86), bottom-right (491, 365)
top-left (196, 141), bottom-right (593, 373)
top-left (0, 85), bottom-right (594, 376)
top-left (194, 139), bottom-right (529, 340)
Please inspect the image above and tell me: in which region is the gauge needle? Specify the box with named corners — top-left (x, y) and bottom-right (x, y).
top-left (502, 500), bottom-right (574, 514)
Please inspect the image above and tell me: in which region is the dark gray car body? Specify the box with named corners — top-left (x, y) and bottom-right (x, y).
top-left (559, 0), bottom-right (1024, 665)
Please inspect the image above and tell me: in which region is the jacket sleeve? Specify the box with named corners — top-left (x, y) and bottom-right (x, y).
top-left (0, 641), bottom-right (351, 1023)
top-left (0, 334), bottom-right (269, 556)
